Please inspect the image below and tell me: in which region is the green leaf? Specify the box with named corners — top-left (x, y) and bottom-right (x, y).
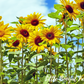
top-left (66, 19), bottom-right (73, 26)
top-left (39, 60), bottom-right (48, 67)
top-left (8, 54), bottom-right (14, 62)
top-left (10, 36), bottom-right (17, 41)
top-left (67, 26), bottom-right (79, 32)
top-left (26, 63), bottom-right (36, 66)
top-left (76, 13), bottom-right (84, 18)
top-left (54, 4), bottom-right (64, 12)
top-left (76, 81), bottom-right (84, 84)
top-left (10, 29), bottom-right (14, 31)
top-left (10, 82), bottom-right (18, 84)
top-left (28, 69), bottom-right (36, 75)
top-left (11, 22), bottom-right (19, 24)
top-left (7, 51), bottom-right (20, 55)
top-left (5, 46), bottom-right (17, 49)
top-left (32, 53), bottom-right (46, 58)
top-left (48, 12), bottom-right (62, 19)
top-left (24, 69), bottom-right (36, 81)
top-left (2, 63), bottom-right (8, 66)
top-left (75, 57), bottom-right (84, 63)
top-left (43, 74), bottom-right (51, 84)
top-left (37, 66), bottom-right (44, 71)
top-left (61, 44), bottom-right (72, 50)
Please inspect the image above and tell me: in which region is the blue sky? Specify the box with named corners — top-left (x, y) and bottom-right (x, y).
top-left (45, 0), bottom-right (57, 12)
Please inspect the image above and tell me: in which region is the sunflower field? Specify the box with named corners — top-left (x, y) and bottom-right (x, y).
top-left (1, 0), bottom-right (84, 84)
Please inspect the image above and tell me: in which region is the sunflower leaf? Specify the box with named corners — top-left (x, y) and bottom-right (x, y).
top-left (67, 26), bottom-right (79, 32)
top-left (54, 4), bottom-right (64, 12)
top-left (48, 12), bottom-right (62, 19)
top-left (11, 22), bottom-right (19, 24)
top-left (75, 57), bottom-right (84, 63)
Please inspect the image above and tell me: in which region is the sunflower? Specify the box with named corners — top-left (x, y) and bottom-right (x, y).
top-left (18, 16), bottom-right (25, 24)
top-left (75, 0), bottom-right (84, 11)
top-left (60, 0), bottom-right (80, 20)
top-left (28, 30), bottom-right (47, 53)
top-left (38, 58), bottom-right (42, 62)
top-left (24, 12), bottom-right (46, 30)
top-left (41, 25), bottom-right (63, 45)
top-left (14, 24), bottom-right (32, 43)
top-left (0, 22), bottom-right (13, 41)
top-left (59, 12), bottom-right (66, 26)
top-left (0, 16), bottom-right (2, 20)
top-left (7, 38), bottom-right (22, 52)
top-left (48, 47), bottom-right (57, 55)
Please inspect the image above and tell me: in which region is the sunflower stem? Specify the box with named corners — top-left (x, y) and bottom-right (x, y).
top-left (57, 43), bottom-right (60, 78)
top-left (17, 54), bottom-right (20, 83)
top-left (55, 19), bottom-right (57, 78)
top-left (0, 39), bottom-right (2, 84)
top-left (36, 55), bottom-right (38, 84)
top-left (82, 17), bottom-right (84, 71)
top-left (65, 15), bottom-right (69, 84)
top-left (50, 45), bottom-right (52, 84)
top-left (21, 43), bottom-right (24, 84)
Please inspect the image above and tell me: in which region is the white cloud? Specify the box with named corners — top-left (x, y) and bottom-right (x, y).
top-left (0, 0), bottom-right (56, 26)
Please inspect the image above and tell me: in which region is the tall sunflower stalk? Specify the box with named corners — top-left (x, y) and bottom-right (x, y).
top-left (17, 54), bottom-right (20, 83)
top-left (50, 45), bottom-right (52, 84)
top-left (65, 15), bottom-right (69, 83)
top-left (0, 39), bottom-right (2, 84)
top-left (36, 53), bottom-right (38, 84)
top-left (21, 43), bottom-right (24, 84)
top-left (82, 16), bottom-right (84, 70)
top-left (55, 19), bottom-right (57, 76)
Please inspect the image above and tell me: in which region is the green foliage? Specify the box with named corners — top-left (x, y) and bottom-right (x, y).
top-left (11, 22), bottom-right (19, 24)
top-left (24, 69), bottom-right (36, 82)
top-left (67, 26), bottom-right (80, 32)
top-left (61, 44), bottom-right (72, 50)
top-left (75, 57), bottom-right (84, 63)
top-left (8, 54), bottom-right (14, 62)
top-left (48, 12), bottom-right (62, 19)
top-left (54, 4), bottom-right (64, 12)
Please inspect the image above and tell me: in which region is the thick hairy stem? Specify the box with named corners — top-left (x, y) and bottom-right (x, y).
top-left (36, 56), bottom-right (38, 84)
top-left (50, 45), bottom-right (52, 84)
top-left (82, 17), bottom-right (84, 71)
top-left (21, 43), bottom-right (24, 84)
top-left (65, 16), bottom-right (69, 84)
top-left (18, 54), bottom-right (20, 83)
top-left (0, 40), bottom-right (2, 84)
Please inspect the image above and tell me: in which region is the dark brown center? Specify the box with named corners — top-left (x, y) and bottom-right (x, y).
top-left (65, 5), bottom-right (73, 13)
top-left (46, 32), bottom-right (54, 40)
top-left (80, 2), bottom-right (84, 9)
top-left (35, 36), bottom-right (43, 46)
top-left (31, 19), bottom-right (39, 26)
top-left (13, 40), bottom-right (19, 47)
top-left (20, 29), bottom-right (29, 37)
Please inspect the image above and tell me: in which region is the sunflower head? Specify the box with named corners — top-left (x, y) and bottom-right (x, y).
top-left (0, 16), bottom-right (2, 20)
top-left (38, 58), bottom-right (42, 62)
top-left (0, 22), bottom-right (13, 41)
top-left (14, 24), bottom-right (32, 43)
top-left (60, 0), bottom-right (80, 20)
top-left (41, 25), bottom-right (63, 45)
top-left (7, 38), bottom-right (22, 52)
top-left (24, 12), bottom-right (46, 30)
top-left (18, 16), bottom-right (25, 24)
top-left (28, 30), bottom-right (47, 53)
top-left (75, 0), bottom-right (84, 11)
